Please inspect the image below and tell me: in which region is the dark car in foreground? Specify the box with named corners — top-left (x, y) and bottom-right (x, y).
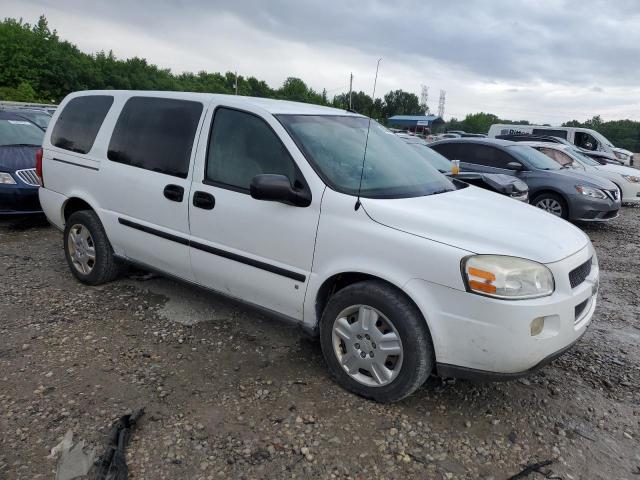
top-left (430, 138), bottom-right (621, 222)
top-left (0, 111), bottom-right (44, 215)
top-left (398, 134), bottom-right (529, 201)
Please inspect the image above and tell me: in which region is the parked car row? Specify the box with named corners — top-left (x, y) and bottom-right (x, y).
top-left (429, 138), bottom-right (622, 221)
top-left (488, 124), bottom-right (634, 166)
top-left (32, 90), bottom-right (601, 402)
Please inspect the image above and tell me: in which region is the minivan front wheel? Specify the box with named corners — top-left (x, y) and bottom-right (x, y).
top-left (320, 280), bottom-right (433, 403)
top-left (533, 193), bottom-right (568, 219)
top-left (64, 210), bottom-right (120, 285)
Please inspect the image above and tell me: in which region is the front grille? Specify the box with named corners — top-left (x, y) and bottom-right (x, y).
top-left (569, 258), bottom-right (592, 289)
top-left (605, 189), bottom-right (619, 201)
top-left (575, 298), bottom-right (590, 321)
top-left (15, 168), bottom-right (40, 186)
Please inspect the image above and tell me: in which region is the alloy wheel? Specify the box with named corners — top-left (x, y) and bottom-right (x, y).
top-left (536, 198), bottom-right (563, 217)
top-left (67, 224), bottom-right (96, 274)
top-left (331, 305), bottom-right (403, 387)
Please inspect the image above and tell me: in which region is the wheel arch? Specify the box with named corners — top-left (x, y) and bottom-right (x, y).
top-left (62, 196), bottom-right (98, 223)
top-left (314, 271), bottom-right (433, 340)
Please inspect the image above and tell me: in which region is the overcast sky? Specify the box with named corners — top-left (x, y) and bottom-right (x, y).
top-left (5, 0), bottom-right (640, 123)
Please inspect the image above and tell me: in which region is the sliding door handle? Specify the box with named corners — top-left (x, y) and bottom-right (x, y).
top-left (164, 184), bottom-right (184, 202)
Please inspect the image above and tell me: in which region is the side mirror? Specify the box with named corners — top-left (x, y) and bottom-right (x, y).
top-left (506, 161), bottom-right (524, 171)
top-left (250, 174), bottom-right (311, 207)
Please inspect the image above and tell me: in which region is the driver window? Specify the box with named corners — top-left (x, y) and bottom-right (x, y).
top-left (575, 132), bottom-right (598, 151)
top-left (206, 107), bottom-right (297, 191)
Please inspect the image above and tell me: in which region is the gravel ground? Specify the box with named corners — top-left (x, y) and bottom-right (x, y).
top-left (0, 208), bottom-right (639, 480)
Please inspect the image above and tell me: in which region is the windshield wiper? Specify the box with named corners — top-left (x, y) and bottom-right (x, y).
top-left (0, 143), bottom-right (41, 147)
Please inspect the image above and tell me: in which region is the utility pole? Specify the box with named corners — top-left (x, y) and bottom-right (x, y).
top-left (348, 73), bottom-right (353, 110)
top-left (234, 71), bottom-right (238, 95)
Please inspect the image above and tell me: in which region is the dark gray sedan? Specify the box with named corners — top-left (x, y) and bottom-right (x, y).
top-left (430, 138), bottom-right (621, 222)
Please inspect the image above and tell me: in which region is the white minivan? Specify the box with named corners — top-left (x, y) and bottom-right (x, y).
top-left (38, 91), bottom-right (599, 402)
top-left (487, 124), bottom-right (635, 166)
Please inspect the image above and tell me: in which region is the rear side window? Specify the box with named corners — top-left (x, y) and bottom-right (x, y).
top-left (205, 107), bottom-right (298, 191)
top-left (430, 143), bottom-right (470, 161)
top-left (432, 143), bottom-right (512, 168)
top-left (51, 96), bottom-right (113, 154)
top-left (108, 97), bottom-right (203, 178)
top-left (532, 128), bottom-right (568, 139)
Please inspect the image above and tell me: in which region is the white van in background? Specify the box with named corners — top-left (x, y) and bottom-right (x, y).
top-left (487, 124), bottom-right (634, 166)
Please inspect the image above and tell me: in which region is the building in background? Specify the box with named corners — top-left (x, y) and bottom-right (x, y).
top-left (386, 114), bottom-right (444, 135)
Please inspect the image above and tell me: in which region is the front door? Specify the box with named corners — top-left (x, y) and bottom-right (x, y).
top-left (188, 103), bottom-right (324, 320)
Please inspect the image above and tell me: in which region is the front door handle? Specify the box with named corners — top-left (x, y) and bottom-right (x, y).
top-left (164, 184), bottom-right (184, 202)
top-left (193, 191), bottom-right (215, 210)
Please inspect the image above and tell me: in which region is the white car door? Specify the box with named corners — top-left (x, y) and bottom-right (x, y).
top-left (98, 95), bottom-right (206, 280)
top-left (188, 102), bottom-right (324, 320)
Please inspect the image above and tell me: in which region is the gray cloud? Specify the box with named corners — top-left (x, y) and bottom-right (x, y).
top-left (5, 0), bottom-right (640, 122)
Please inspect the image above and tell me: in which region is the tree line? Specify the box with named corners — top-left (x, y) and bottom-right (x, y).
top-left (1, 16), bottom-right (638, 152)
top-left (0, 16), bottom-right (423, 121)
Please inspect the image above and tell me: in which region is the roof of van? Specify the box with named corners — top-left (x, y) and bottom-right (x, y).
top-left (66, 90), bottom-right (358, 116)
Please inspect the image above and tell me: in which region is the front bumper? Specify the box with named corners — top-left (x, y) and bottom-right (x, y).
top-left (405, 244), bottom-right (597, 376)
top-left (568, 193), bottom-right (620, 222)
top-left (619, 181), bottom-right (640, 204)
top-left (0, 183), bottom-right (42, 215)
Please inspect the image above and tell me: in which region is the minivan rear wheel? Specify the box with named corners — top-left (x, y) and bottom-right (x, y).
top-left (319, 280), bottom-right (433, 403)
top-left (533, 193), bottom-right (568, 219)
top-left (64, 210), bottom-right (120, 285)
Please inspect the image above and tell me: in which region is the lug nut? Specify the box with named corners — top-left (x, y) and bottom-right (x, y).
top-left (354, 343), bottom-right (360, 349)
top-left (360, 351), bottom-right (366, 358)
top-left (357, 334), bottom-right (362, 340)
top-left (371, 342), bottom-right (376, 349)
top-left (369, 352), bottom-right (374, 358)
top-left (365, 334), bottom-right (370, 340)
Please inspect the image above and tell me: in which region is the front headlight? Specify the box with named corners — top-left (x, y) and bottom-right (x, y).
top-left (0, 172), bottom-right (16, 185)
top-left (621, 174), bottom-right (640, 183)
top-left (614, 151), bottom-right (629, 161)
top-left (575, 185), bottom-right (606, 199)
top-left (462, 255), bottom-right (555, 300)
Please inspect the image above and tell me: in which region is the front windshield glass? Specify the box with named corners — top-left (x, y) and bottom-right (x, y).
top-left (15, 111), bottom-right (51, 130)
top-left (0, 118), bottom-right (44, 146)
top-left (589, 130), bottom-right (613, 147)
top-left (278, 115), bottom-right (455, 198)
top-left (507, 145), bottom-right (561, 170)
top-left (407, 143), bottom-right (452, 172)
top-left (567, 148), bottom-right (601, 166)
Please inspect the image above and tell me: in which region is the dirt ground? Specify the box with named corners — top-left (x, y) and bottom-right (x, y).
top-left (0, 207), bottom-right (639, 480)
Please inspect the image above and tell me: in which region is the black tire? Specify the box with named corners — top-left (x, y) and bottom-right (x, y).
top-left (319, 280), bottom-right (433, 403)
top-left (64, 210), bottom-right (120, 285)
top-left (532, 192), bottom-right (568, 220)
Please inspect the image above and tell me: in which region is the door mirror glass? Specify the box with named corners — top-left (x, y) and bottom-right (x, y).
top-left (250, 174), bottom-right (311, 207)
top-left (506, 161), bottom-right (524, 171)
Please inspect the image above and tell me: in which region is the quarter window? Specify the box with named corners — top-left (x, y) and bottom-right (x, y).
top-left (206, 107), bottom-right (298, 191)
top-left (108, 97), bottom-right (203, 178)
top-left (51, 95), bottom-right (113, 154)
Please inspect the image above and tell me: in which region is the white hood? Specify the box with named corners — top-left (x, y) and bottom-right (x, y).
top-left (598, 164), bottom-right (640, 177)
top-left (362, 186), bottom-right (589, 264)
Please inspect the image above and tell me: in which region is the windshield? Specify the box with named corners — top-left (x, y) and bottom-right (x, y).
top-left (278, 115), bottom-right (455, 198)
top-left (407, 143), bottom-right (452, 172)
top-left (588, 130), bottom-right (613, 148)
top-left (567, 148), bottom-right (601, 166)
top-left (0, 118), bottom-right (44, 146)
top-left (14, 111), bottom-right (51, 130)
top-left (507, 145), bottom-right (562, 170)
